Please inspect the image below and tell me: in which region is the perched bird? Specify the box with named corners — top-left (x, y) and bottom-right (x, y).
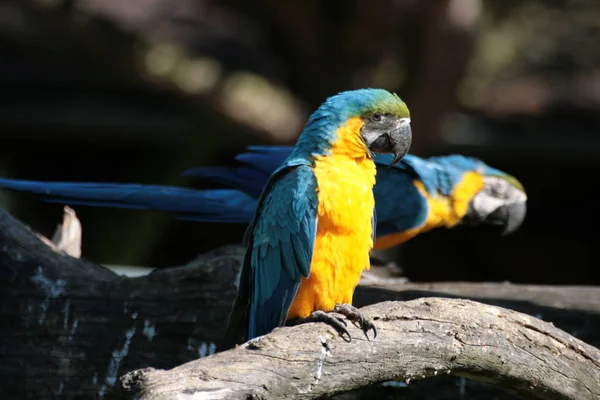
top-left (0, 151), bottom-right (527, 252)
top-left (222, 88), bottom-right (412, 347)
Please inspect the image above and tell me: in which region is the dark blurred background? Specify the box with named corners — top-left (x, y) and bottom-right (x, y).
top-left (0, 0), bottom-right (598, 284)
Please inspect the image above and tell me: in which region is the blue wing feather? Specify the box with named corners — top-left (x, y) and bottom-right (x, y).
top-left (372, 165), bottom-right (428, 236)
top-left (243, 164), bottom-right (317, 339)
top-left (181, 166), bottom-right (269, 198)
top-left (0, 178), bottom-right (258, 223)
top-left (181, 146), bottom-right (292, 197)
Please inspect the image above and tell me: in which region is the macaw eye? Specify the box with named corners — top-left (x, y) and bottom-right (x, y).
top-left (483, 177), bottom-right (506, 197)
top-left (494, 180), bottom-right (506, 193)
top-left (372, 112), bottom-right (382, 122)
top-left (485, 178), bottom-right (508, 197)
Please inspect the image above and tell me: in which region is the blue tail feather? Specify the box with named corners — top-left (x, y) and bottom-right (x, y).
top-left (0, 178), bottom-right (258, 223)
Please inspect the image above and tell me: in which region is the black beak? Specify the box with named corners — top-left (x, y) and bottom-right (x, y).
top-left (389, 122), bottom-right (412, 165)
top-left (368, 120), bottom-right (412, 165)
top-left (485, 201), bottom-right (527, 235)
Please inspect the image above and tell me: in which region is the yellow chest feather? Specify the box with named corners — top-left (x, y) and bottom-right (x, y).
top-left (286, 154), bottom-right (376, 319)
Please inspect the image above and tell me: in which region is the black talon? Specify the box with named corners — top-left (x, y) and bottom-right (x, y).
top-left (327, 314), bottom-right (348, 326)
top-left (333, 304), bottom-right (378, 341)
top-left (286, 305), bottom-right (377, 342)
top-left (287, 310), bottom-right (352, 342)
top-left (362, 320), bottom-right (377, 340)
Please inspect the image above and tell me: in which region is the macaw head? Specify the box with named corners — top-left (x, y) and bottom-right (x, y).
top-left (297, 88), bottom-right (412, 164)
top-left (464, 167), bottom-right (527, 235)
top-left (422, 155), bottom-right (527, 235)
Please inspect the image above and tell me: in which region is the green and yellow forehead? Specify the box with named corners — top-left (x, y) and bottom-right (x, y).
top-left (500, 174), bottom-right (525, 192)
top-left (358, 89), bottom-right (410, 120)
top-left (314, 88), bottom-right (410, 125)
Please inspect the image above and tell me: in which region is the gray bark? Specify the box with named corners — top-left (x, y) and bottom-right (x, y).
top-left (121, 298), bottom-right (600, 400)
top-left (0, 208), bottom-right (241, 400)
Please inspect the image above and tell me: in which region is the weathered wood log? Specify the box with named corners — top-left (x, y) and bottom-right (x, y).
top-left (0, 208), bottom-right (242, 400)
top-left (120, 298), bottom-right (600, 400)
top-left (1, 207), bottom-right (600, 400)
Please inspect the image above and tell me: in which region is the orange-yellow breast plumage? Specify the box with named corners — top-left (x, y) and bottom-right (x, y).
top-left (286, 117), bottom-right (377, 320)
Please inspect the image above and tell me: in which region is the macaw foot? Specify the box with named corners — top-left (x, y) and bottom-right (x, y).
top-left (287, 310), bottom-right (351, 342)
top-left (333, 304), bottom-right (377, 340)
top-left (287, 304), bottom-right (377, 342)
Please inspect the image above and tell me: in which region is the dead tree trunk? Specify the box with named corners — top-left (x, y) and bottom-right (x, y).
top-left (121, 298), bottom-right (600, 400)
top-left (0, 208), bottom-right (241, 400)
top-left (1, 207), bottom-right (599, 400)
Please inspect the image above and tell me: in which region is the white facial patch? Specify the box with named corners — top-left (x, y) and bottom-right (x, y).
top-left (470, 176), bottom-right (527, 218)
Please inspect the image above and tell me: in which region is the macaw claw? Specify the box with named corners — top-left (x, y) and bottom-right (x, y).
top-left (287, 305), bottom-right (377, 342)
top-left (288, 310), bottom-right (351, 342)
top-left (333, 303), bottom-right (377, 340)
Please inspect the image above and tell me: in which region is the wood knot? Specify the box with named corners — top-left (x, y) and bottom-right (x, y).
top-left (120, 367), bottom-right (155, 391)
top-left (246, 335), bottom-right (273, 350)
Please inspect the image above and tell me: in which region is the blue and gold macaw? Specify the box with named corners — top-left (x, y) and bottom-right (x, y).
top-left (0, 150), bottom-right (527, 252)
top-left (223, 89), bottom-right (411, 347)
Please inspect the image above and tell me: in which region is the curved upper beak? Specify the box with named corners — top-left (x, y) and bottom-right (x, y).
top-left (363, 117), bottom-right (412, 164)
top-left (485, 201), bottom-right (527, 235)
top-left (388, 118), bottom-right (412, 165)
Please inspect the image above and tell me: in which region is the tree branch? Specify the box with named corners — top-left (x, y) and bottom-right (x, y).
top-left (121, 298), bottom-right (600, 400)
